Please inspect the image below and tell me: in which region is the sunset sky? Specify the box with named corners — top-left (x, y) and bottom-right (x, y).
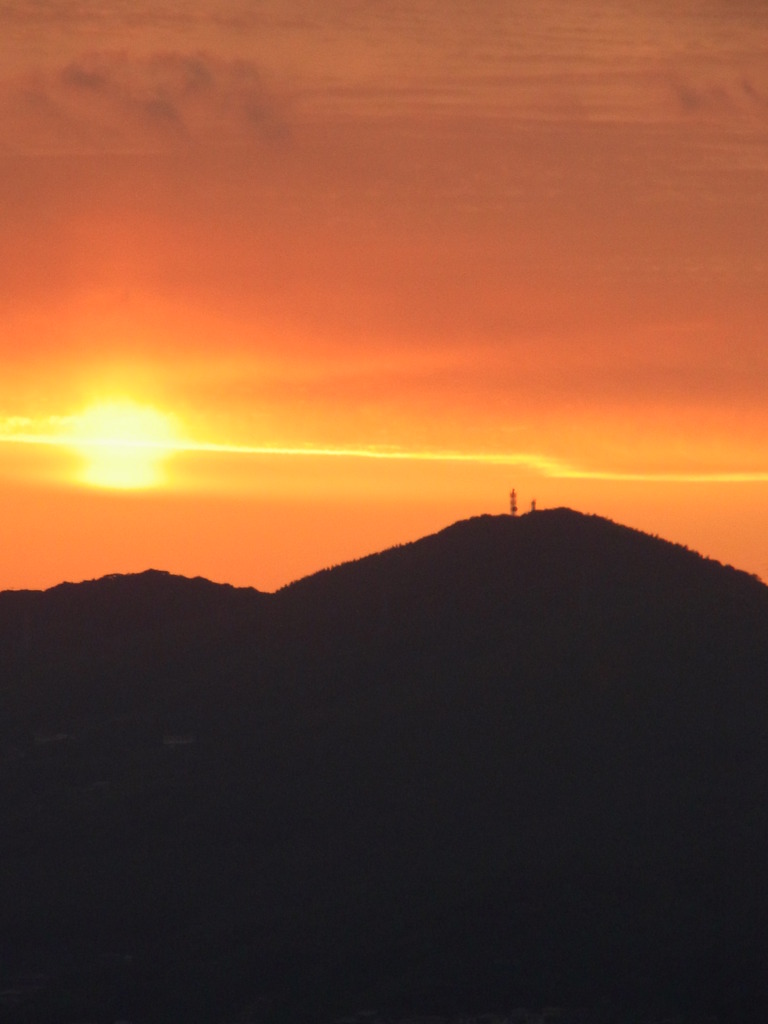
top-left (2, 0), bottom-right (767, 591)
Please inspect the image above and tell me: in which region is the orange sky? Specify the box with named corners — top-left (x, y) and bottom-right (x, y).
top-left (1, 0), bottom-right (767, 590)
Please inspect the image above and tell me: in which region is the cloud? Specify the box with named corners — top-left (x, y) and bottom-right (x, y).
top-left (668, 67), bottom-right (768, 122)
top-left (0, 50), bottom-right (289, 154)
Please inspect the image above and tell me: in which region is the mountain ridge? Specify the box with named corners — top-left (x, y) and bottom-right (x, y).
top-left (3, 508), bottom-right (763, 598)
top-left (0, 509), bottom-right (766, 1023)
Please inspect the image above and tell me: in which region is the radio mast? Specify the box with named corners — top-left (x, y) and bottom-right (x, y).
top-left (510, 488), bottom-right (518, 516)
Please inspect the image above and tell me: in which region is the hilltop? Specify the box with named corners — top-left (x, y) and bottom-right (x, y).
top-left (0, 510), bottom-right (766, 1022)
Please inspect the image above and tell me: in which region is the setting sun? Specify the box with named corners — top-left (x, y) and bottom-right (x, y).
top-left (67, 400), bottom-right (181, 490)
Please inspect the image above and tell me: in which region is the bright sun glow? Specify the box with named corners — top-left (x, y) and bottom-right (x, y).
top-left (68, 400), bottom-right (181, 490)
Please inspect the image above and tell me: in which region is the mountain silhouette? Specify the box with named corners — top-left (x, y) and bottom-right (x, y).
top-left (0, 509), bottom-right (766, 1023)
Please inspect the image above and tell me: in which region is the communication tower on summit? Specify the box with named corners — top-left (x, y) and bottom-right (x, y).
top-left (510, 488), bottom-right (518, 516)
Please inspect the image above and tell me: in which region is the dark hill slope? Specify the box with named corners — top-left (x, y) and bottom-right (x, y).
top-left (264, 511), bottom-right (768, 1016)
top-left (0, 511), bottom-right (767, 1023)
top-left (0, 569), bottom-right (266, 723)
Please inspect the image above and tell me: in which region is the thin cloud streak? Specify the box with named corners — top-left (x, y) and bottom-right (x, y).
top-left (3, 419), bottom-right (768, 485)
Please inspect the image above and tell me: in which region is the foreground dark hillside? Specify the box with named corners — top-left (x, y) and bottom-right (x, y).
top-left (0, 510), bottom-right (767, 1023)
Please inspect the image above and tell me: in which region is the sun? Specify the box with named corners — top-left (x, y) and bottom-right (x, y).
top-left (67, 400), bottom-right (181, 490)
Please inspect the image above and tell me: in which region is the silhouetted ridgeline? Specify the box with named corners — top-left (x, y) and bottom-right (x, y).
top-left (0, 509), bottom-right (766, 1023)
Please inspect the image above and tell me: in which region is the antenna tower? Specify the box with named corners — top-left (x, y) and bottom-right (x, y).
top-left (510, 488), bottom-right (518, 516)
